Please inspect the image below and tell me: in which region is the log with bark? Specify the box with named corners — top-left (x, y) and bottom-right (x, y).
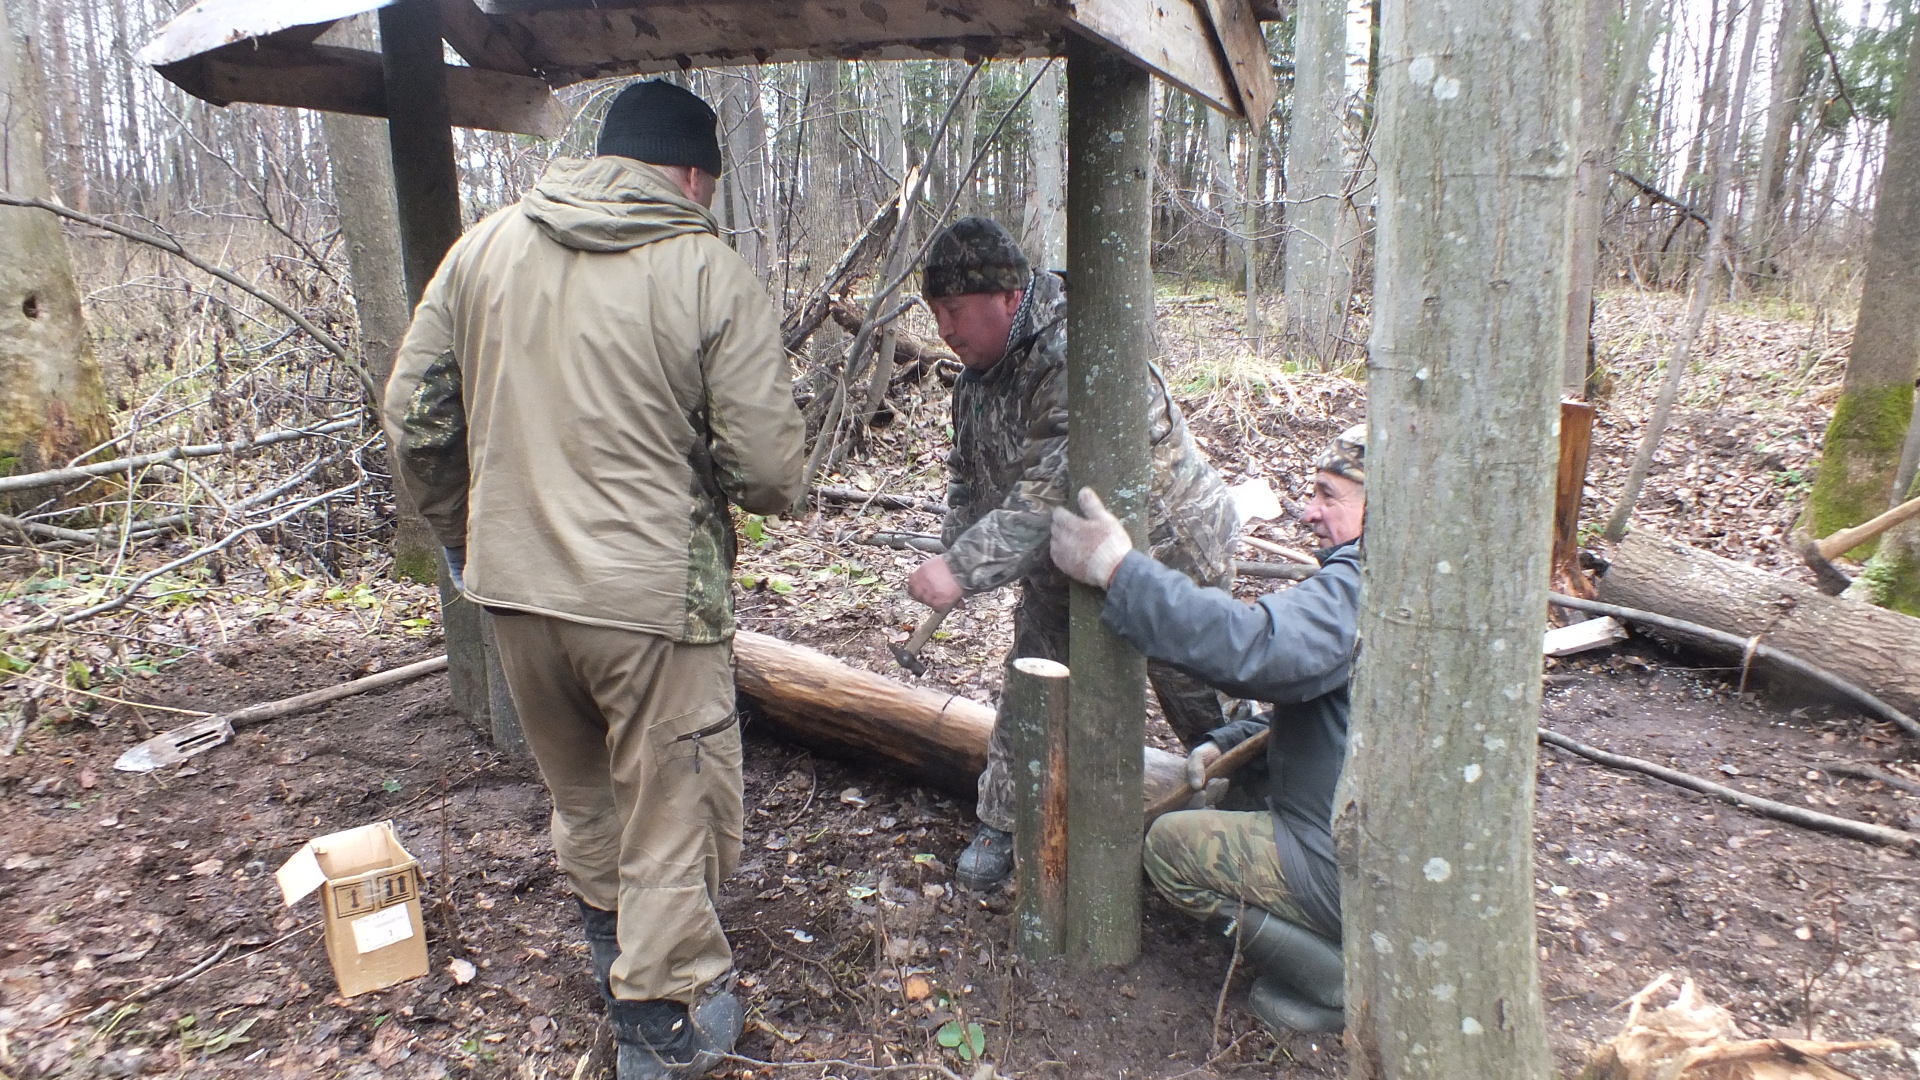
top-left (1595, 531), bottom-right (1920, 721)
top-left (828, 298), bottom-right (958, 381)
top-left (733, 630), bottom-right (1190, 813)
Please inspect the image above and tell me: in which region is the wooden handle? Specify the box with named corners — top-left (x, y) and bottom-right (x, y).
top-left (1143, 729), bottom-right (1272, 821)
top-left (902, 603), bottom-right (954, 655)
top-left (1820, 491), bottom-right (1920, 557)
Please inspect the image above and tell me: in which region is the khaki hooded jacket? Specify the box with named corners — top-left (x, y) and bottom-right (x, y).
top-left (383, 156), bottom-right (805, 643)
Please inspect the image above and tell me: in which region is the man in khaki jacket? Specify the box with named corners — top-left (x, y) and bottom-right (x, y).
top-left (384, 80), bottom-right (804, 1080)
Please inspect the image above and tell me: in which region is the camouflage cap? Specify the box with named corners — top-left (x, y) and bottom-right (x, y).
top-left (1314, 424), bottom-right (1367, 484)
top-left (922, 216), bottom-right (1031, 298)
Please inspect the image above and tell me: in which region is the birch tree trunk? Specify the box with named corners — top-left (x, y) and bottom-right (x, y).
top-left (1743, 0), bottom-right (1811, 290)
top-left (1023, 60), bottom-right (1066, 270)
top-left (0, 0), bottom-right (109, 485)
top-left (1809, 23), bottom-right (1920, 554)
top-left (1283, 0), bottom-right (1350, 369)
top-left (1337, 0), bottom-right (1577, 1073)
top-left (718, 68), bottom-right (770, 279)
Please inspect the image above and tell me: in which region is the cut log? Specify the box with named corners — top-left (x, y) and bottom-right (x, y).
top-left (1596, 531), bottom-right (1920, 719)
top-left (733, 630), bottom-right (1188, 810)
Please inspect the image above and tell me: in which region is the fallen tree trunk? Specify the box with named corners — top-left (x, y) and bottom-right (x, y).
top-left (733, 630), bottom-right (1189, 812)
top-left (1596, 531), bottom-right (1920, 720)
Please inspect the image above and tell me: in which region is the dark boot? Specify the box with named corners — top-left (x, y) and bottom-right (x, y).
top-left (578, 899), bottom-right (620, 1003)
top-left (1222, 906), bottom-right (1344, 1033)
top-left (1249, 976), bottom-right (1345, 1034)
top-left (955, 825), bottom-right (1014, 891)
top-left (609, 993), bottom-right (743, 1080)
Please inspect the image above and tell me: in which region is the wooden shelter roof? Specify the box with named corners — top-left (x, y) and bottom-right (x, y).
top-left (139, 0), bottom-right (1279, 138)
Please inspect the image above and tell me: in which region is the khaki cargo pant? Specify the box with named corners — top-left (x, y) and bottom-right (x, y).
top-left (974, 581), bottom-right (1226, 833)
top-left (1143, 808), bottom-right (1313, 930)
top-left (492, 613), bottom-right (742, 1005)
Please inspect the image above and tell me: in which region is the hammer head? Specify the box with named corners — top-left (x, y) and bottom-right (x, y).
top-left (890, 642), bottom-right (928, 677)
top-left (1796, 535), bottom-right (1854, 596)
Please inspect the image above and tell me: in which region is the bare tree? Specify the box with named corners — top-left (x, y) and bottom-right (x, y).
top-left (1339, 0), bottom-right (1579, 1073)
top-left (1023, 59), bottom-right (1065, 270)
top-left (320, 13), bottom-right (438, 584)
top-left (1828, 26), bottom-right (1920, 612)
top-left (0, 0), bottom-right (110, 481)
top-left (1282, 0), bottom-right (1350, 368)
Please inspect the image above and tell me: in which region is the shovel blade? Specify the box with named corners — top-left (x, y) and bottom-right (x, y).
top-left (114, 716), bottom-right (234, 772)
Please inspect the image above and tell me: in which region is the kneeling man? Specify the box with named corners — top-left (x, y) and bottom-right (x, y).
top-left (1049, 427), bottom-right (1366, 1034)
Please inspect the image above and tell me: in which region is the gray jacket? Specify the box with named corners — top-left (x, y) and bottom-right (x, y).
top-left (1100, 541), bottom-right (1361, 940)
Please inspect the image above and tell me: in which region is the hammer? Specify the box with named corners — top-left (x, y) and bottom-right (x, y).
top-left (1796, 491), bottom-right (1920, 595)
top-left (890, 603), bottom-right (954, 676)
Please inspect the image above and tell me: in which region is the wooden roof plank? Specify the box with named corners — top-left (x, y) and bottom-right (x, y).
top-left (1064, 0), bottom-right (1238, 116)
top-left (1199, 0), bottom-right (1278, 120)
top-left (156, 40), bottom-right (564, 137)
top-left (437, 0), bottom-right (540, 77)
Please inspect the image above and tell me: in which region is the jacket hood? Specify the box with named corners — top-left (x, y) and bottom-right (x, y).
top-left (521, 156), bottom-right (716, 253)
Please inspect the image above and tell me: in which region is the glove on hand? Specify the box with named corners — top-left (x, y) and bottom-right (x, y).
top-left (1048, 487), bottom-right (1132, 588)
top-left (1185, 741), bottom-right (1223, 791)
top-left (444, 546), bottom-right (468, 592)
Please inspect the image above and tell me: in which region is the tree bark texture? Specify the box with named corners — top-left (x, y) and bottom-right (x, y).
top-left (1338, 0), bottom-right (1577, 1074)
top-left (731, 632), bottom-right (1185, 803)
top-left (1007, 656), bottom-right (1070, 958)
top-left (1599, 531), bottom-right (1920, 718)
top-left (1744, 0), bottom-right (1812, 289)
top-left (1064, 32), bottom-right (1154, 967)
top-left (1283, 0), bottom-right (1351, 369)
top-left (1809, 25), bottom-right (1920, 550)
top-left (1023, 60), bottom-right (1066, 271)
top-left (379, 0), bottom-right (518, 750)
top-left (321, 13), bottom-right (437, 585)
top-left (0, 0), bottom-right (109, 486)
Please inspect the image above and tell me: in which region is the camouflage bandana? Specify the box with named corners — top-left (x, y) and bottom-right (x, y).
top-left (1314, 424), bottom-right (1367, 484)
top-left (922, 216), bottom-right (1031, 298)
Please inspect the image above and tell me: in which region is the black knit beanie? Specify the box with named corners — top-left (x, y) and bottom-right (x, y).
top-left (596, 80), bottom-right (724, 177)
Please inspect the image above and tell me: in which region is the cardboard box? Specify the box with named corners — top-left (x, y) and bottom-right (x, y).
top-left (275, 821), bottom-right (428, 997)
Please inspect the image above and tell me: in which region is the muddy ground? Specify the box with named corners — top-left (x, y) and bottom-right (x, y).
top-left (1, 290), bottom-right (1917, 1078)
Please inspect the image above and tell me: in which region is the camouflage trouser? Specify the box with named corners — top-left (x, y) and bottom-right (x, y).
top-left (1143, 808), bottom-right (1312, 929)
top-left (974, 581), bottom-right (1227, 832)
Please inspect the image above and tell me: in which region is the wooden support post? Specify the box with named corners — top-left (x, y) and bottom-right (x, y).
top-left (1008, 657), bottom-right (1070, 958)
top-left (1553, 398), bottom-right (1596, 597)
top-left (380, 0), bottom-right (523, 753)
top-left (1064, 32), bottom-right (1153, 967)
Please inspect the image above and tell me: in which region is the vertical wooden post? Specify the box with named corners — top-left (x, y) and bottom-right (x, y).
top-left (1063, 32), bottom-right (1152, 967)
top-left (1008, 657), bottom-right (1070, 958)
top-left (1553, 399), bottom-right (1596, 596)
top-left (379, 0), bottom-right (523, 752)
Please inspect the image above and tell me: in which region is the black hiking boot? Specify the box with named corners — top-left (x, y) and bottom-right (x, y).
top-left (578, 898), bottom-right (620, 1003)
top-left (610, 993), bottom-right (743, 1080)
top-left (955, 825), bottom-right (1014, 891)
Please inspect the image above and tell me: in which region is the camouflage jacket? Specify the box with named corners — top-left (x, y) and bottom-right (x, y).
top-left (942, 270), bottom-right (1238, 594)
top-left (382, 156), bottom-right (806, 643)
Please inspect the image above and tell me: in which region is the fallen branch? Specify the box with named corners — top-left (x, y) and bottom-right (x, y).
top-left (1610, 169), bottom-right (1710, 227)
top-left (1819, 761), bottom-right (1920, 796)
top-left (1539, 728), bottom-right (1920, 852)
top-left (0, 193), bottom-right (375, 400)
top-left (0, 417), bottom-right (358, 495)
top-left (813, 486), bottom-right (948, 515)
top-left (5, 478), bottom-right (365, 635)
top-left (1549, 592), bottom-right (1920, 741)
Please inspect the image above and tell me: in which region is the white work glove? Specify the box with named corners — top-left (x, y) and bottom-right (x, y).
top-left (1049, 488), bottom-right (1133, 588)
top-left (1185, 741), bottom-right (1223, 791)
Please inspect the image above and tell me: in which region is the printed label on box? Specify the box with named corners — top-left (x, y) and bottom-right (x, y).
top-left (350, 904), bottom-right (415, 954)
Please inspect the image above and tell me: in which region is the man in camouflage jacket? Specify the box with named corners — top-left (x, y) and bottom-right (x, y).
top-left (905, 217), bottom-right (1239, 890)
